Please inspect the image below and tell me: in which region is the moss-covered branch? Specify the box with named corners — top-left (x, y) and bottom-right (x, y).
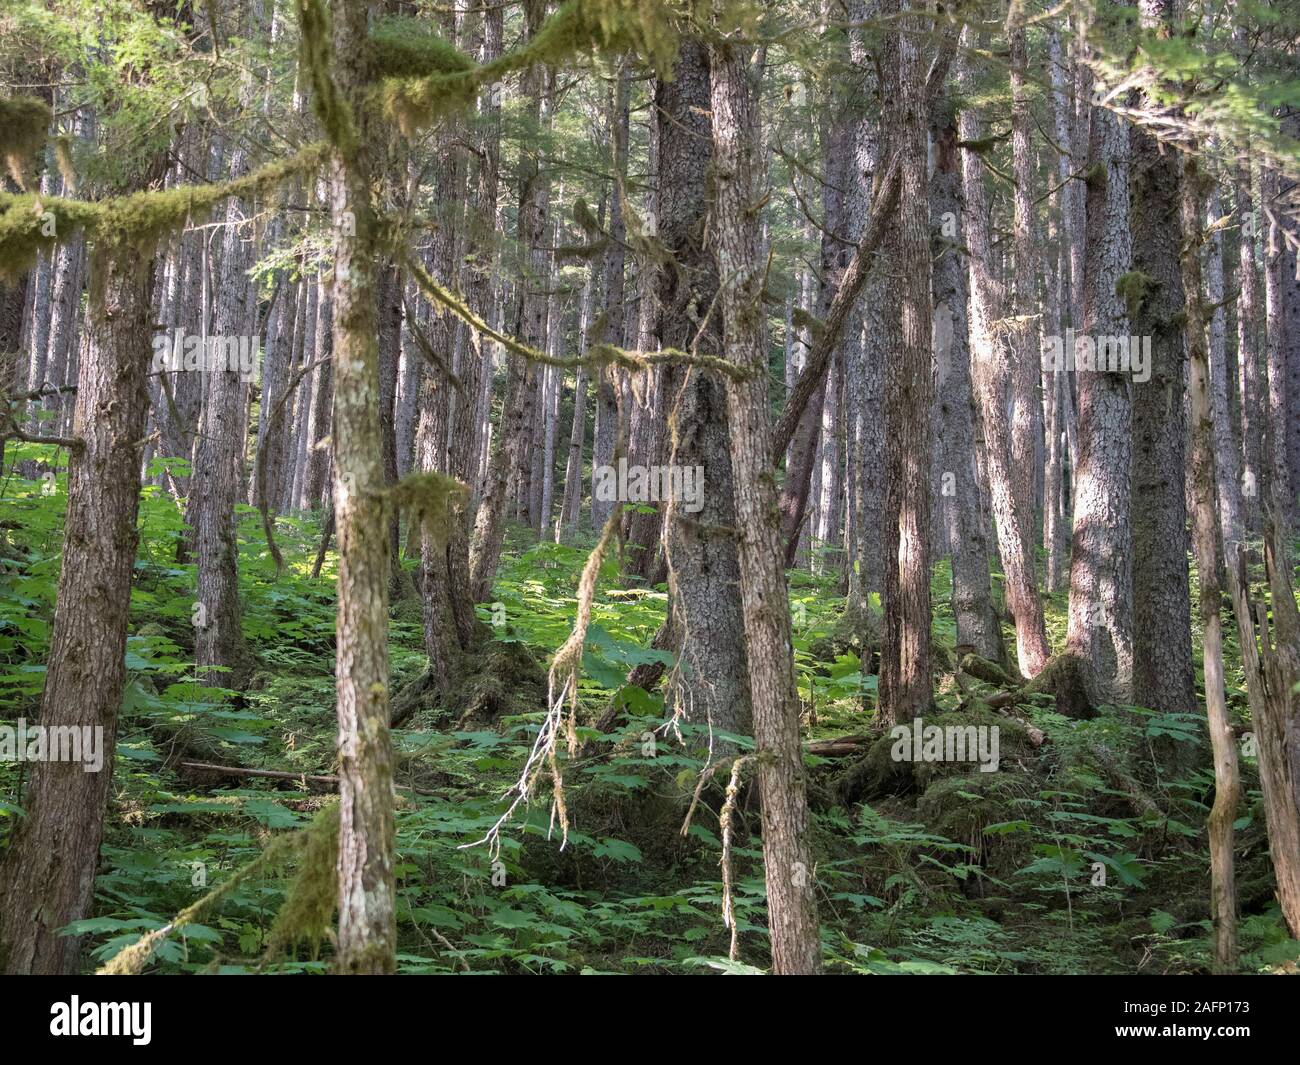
top-left (376, 0), bottom-right (679, 135)
top-left (0, 141), bottom-right (328, 279)
top-left (399, 244), bottom-right (752, 382)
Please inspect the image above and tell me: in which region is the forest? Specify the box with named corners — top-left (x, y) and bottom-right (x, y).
top-left (0, 0), bottom-right (1297, 981)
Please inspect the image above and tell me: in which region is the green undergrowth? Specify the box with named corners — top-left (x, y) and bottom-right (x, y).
top-left (1, 447), bottom-right (1298, 974)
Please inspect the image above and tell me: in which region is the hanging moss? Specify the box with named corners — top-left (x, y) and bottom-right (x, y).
top-left (0, 96), bottom-right (52, 189)
top-left (53, 135), bottom-right (76, 194)
top-left (265, 804), bottom-right (340, 962)
top-left (792, 306), bottom-right (827, 339)
top-left (573, 195), bottom-right (602, 235)
top-left (389, 470), bottom-right (470, 558)
top-left (296, 0), bottom-right (358, 155)
top-left (97, 831), bottom-right (300, 975)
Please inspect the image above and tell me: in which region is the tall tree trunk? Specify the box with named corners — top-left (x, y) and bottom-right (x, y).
top-left (879, 0), bottom-right (934, 724)
top-left (0, 239), bottom-right (156, 974)
top-left (1262, 164), bottom-right (1291, 520)
top-left (1205, 183), bottom-right (1244, 553)
top-left (708, 28), bottom-right (821, 973)
top-left (960, 30), bottom-right (1050, 678)
top-left (192, 143), bottom-right (254, 685)
top-left (657, 36), bottom-right (750, 741)
top-left (470, 0), bottom-right (548, 599)
top-left (1130, 0), bottom-right (1195, 721)
top-left (1044, 29), bottom-right (1075, 592)
top-left (305, 0), bottom-right (397, 973)
top-left (930, 107), bottom-right (1003, 665)
top-left (1182, 154), bottom-right (1241, 973)
top-left (1065, 71), bottom-right (1135, 705)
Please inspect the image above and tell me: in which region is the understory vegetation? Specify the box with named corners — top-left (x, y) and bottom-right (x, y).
top-left (3, 446), bottom-right (1295, 975)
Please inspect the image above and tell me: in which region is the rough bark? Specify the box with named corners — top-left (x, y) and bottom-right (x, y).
top-left (930, 108), bottom-right (1003, 665)
top-left (879, 0), bottom-right (934, 724)
top-left (959, 30), bottom-right (1050, 678)
top-left (192, 143), bottom-right (254, 686)
top-left (1130, 0), bottom-right (1196, 720)
top-left (0, 241), bottom-right (156, 974)
top-left (1065, 93), bottom-right (1135, 705)
top-left (1182, 155), bottom-right (1241, 973)
top-left (708, 30), bottom-right (821, 973)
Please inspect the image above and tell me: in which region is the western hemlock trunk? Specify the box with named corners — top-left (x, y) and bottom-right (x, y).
top-left (300, 0), bottom-right (397, 973)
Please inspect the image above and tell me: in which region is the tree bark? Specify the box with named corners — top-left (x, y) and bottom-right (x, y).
top-left (960, 28), bottom-right (1050, 679)
top-left (708, 29), bottom-right (821, 973)
top-left (0, 240), bottom-right (156, 974)
top-left (1182, 154), bottom-right (1241, 973)
top-left (1130, 0), bottom-right (1196, 721)
top-left (879, 0), bottom-right (934, 724)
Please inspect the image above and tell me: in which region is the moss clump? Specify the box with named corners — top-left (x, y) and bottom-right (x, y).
top-left (369, 19), bottom-right (474, 80)
top-left (792, 306), bottom-right (826, 339)
top-left (378, 0), bottom-right (679, 136)
top-left (917, 772), bottom-right (1025, 868)
top-left (1116, 269), bottom-right (1157, 318)
top-left (838, 705), bottom-right (1035, 804)
top-left (389, 470), bottom-right (469, 558)
top-left (448, 639), bottom-right (547, 728)
top-left (0, 96), bottom-right (52, 189)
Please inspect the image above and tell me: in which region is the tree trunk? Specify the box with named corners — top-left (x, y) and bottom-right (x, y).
top-left (1130, 0), bottom-right (1195, 721)
top-left (708, 30), bottom-right (821, 973)
top-left (315, 0), bottom-right (396, 974)
top-left (879, 0), bottom-right (934, 724)
top-left (192, 144), bottom-right (254, 686)
top-left (1181, 154), bottom-right (1241, 973)
top-left (0, 241), bottom-right (156, 974)
top-left (1065, 81), bottom-right (1135, 705)
top-left (960, 29), bottom-right (1050, 679)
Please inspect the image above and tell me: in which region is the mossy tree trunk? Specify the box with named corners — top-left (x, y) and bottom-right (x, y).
top-left (308, 0), bottom-right (398, 974)
top-left (708, 26), bottom-right (821, 974)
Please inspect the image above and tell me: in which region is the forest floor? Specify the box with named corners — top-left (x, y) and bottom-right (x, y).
top-left (2, 445), bottom-right (1298, 974)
